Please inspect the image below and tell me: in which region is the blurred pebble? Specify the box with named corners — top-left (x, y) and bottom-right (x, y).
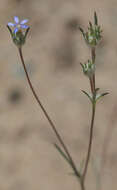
top-left (8, 88), bottom-right (23, 104)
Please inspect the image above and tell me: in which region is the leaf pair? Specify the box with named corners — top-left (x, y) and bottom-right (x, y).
top-left (82, 89), bottom-right (109, 104)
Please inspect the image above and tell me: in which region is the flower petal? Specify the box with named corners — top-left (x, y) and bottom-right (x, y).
top-left (14, 16), bottom-right (19, 24)
top-left (20, 24), bottom-right (29, 29)
top-left (7, 22), bottom-right (15, 27)
top-left (20, 19), bottom-right (28, 24)
top-left (14, 27), bottom-right (19, 34)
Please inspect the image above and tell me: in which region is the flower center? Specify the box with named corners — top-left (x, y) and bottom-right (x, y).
top-left (17, 24), bottom-right (21, 29)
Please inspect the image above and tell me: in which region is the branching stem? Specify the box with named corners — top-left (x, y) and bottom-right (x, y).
top-left (80, 47), bottom-right (96, 189)
top-left (18, 46), bottom-right (96, 190)
top-left (18, 47), bottom-right (80, 179)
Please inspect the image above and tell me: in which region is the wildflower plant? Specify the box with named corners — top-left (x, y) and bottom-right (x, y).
top-left (79, 12), bottom-right (108, 190)
top-left (7, 13), bottom-right (108, 190)
top-left (7, 16), bottom-right (81, 183)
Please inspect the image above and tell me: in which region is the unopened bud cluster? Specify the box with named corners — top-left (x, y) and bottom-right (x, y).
top-left (80, 60), bottom-right (95, 78)
top-left (79, 12), bottom-right (102, 47)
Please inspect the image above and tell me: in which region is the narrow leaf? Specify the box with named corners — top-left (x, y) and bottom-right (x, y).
top-left (54, 143), bottom-right (71, 164)
top-left (89, 21), bottom-right (92, 27)
top-left (7, 25), bottom-right (13, 37)
top-left (54, 143), bottom-right (81, 178)
top-left (101, 92), bottom-right (109, 97)
top-left (79, 27), bottom-right (85, 37)
top-left (82, 90), bottom-right (92, 102)
top-left (94, 11), bottom-right (98, 25)
top-left (24, 27), bottom-right (30, 38)
top-left (96, 92), bottom-right (109, 101)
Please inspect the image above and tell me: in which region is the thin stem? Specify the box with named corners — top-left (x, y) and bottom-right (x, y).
top-left (91, 47), bottom-right (96, 63)
top-left (81, 46), bottom-right (96, 188)
top-left (89, 77), bottom-right (95, 94)
top-left (80, 179), bottom-right (85, 190)
top-left (91, 47), bottom-right (96, 90)
top-left (18, 47), bottom-right (80, 178)
top-left (82, 103), bottom-right (96, 184)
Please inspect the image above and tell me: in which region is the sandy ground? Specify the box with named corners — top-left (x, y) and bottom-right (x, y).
top-left (0, 0), bottom-right (117, 189)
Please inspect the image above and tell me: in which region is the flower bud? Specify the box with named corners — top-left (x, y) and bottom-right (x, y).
top-left (79, 12), bottom-right (102, 47)
top-left (80, 60), bottom-right (95, 78)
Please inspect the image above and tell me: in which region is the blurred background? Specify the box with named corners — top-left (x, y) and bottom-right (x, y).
top-left (0, 0), bottom-right (117, 189)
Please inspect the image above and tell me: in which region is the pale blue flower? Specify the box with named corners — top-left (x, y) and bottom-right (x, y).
top-left (8, 16), bottom-right (29, 34)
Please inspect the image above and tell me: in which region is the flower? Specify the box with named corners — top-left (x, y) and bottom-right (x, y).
top-left (7, 16), bottom-right (30, 47)
top-left (8, 16), bottom-right (29, 34)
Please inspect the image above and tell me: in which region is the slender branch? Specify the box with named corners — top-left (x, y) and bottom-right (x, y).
top-left (91, 47), bottom-right (96, 63)
top-left (89, 77), bottom-right (95, 95)
top-left (81, 46), bottom-right (96, 188)
top-left (91, 47), bottom-right (96, 90)
top-left (80, 179), bottom-right (85, 190)
top-left (18, 47), bottom-right (80, 178)
top-left (82, 103), bottom-right (96, 183)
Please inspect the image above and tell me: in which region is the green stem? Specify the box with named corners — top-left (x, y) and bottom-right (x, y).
top-left (91, 47), bottom-right (96, 63)
top-left (89, 77), bottom-right (95, 95)
top-left (82, 103), bottom-right (96, 184)
top-left (91, 47), bottom-right (96, 90)
top-left (80, 179), bottom-right (85, 190)
top-left (80, 46), bottom-right (96, 189)
top-left (18, 47), bottom-right (80, 178)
